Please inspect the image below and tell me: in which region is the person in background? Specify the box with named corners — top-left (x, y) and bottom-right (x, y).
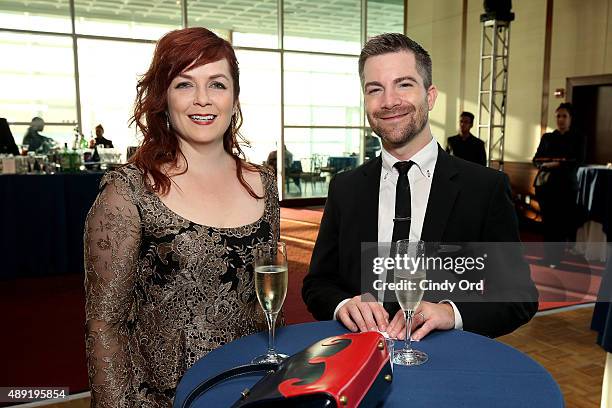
top-left (446, 111), bottom-right (486, 166)
top-left (0, 118), bottom-right (19, 156)
top-left (22, 117), bottom-right (53, 153)
top-left (84, 27), bottom-right (279, 406)
top-left (533, 102), bottom-right (585, 267)
top-left (267, 145), bottom-right (300, 191)
top-left (364, 130), bottom-right (382, 161)
top-left (266, 144), bottom-right (293, 174)
top-left (90, 124), bottom-right (114, 148)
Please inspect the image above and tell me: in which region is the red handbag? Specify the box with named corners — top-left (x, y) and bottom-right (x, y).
top-left (180, 331), bottom-right (393, 408)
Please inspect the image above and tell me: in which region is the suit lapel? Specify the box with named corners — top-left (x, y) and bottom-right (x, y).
top-left (421, 146), bottom-right (459, 243)
top-left (358, 156), bottom-right (382, 245)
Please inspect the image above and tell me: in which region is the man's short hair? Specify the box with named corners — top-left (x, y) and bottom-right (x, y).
top-left (460, 111), bottom-right (475, 123)
top-left (358, 33), bottom-right (432, 89)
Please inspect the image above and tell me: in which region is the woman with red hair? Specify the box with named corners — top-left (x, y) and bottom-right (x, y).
top-left (84, 27), bottom-right (279, 406)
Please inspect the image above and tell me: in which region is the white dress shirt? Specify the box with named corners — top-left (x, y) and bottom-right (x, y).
top-left (377, 136), bottom-right (437, 245)
top-left (333, 137), bottom-right (463, 330)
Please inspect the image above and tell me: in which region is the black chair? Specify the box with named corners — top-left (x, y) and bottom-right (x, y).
top-left (286, 160), bottom-right (302, 193)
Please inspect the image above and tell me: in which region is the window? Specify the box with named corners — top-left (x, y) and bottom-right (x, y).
top-left (284, 53), bottom-right (361, 127)
top-left (0, 0), bottom-right (405, 201)
top-left (284, 128), bottom-right (364, 198)
top-left (77, 38), bottom-right (155, 156)
top-left (235, 50), bottom-right (281, 166)
top-left (0, 32), bottom-right (76, 142)
top-left (74, 0), bottom-right (181, 40)
top-left (0, 0), bottom-right (71, 33)
top-left (188, 1), bottom-right (278, 49)
top-left (284, 0), bottom-right (361, 54)
top-left (367, 0), bottom-right (404, 39)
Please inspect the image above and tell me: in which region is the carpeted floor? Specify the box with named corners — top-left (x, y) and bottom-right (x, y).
top-left (0, 274), bottom-right (89, 400)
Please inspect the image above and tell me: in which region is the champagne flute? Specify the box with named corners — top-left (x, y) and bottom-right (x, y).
top-left (393, 239), bottom-right (428, 366)
top-left (252, 241), bottom-right (289, 364)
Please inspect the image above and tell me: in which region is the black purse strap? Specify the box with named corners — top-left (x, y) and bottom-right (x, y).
top-left (180, 362), bottom-right (279, 408)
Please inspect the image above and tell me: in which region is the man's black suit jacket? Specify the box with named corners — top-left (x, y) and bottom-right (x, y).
top-left (446, 133), bottom-right (487, 166)
top-left (302, 145), bottom-right (538, 338)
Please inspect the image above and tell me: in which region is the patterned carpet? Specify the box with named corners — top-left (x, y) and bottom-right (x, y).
top-left (280, 207), bottom-right (322, 324)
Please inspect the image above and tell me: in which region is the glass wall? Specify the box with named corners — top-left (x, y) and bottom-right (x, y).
top-left (367, 0), bottom-right (404, 39)
top-left (0, 32), bottom-right (77, 147)
top-left (74, 0), bottom-right (181, 40)
top-left (283, 1), bottom-right (361, 54)
top-left (235, 50), bottom-right (282, 166)
top-left (188, 1), bottom-right (278, 49)
top-left (284, 53), bottom-right (361, 127)
top-left (0, 0), bottom-right (404, 200)
top-left (77, 39), bottom-right (155, 154)
top-left (0, 1), bottom-right (71, 33)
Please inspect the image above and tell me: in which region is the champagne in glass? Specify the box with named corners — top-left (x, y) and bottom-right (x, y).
top-left (395, 270), bottom-right (425, 311)
top-left (393, 239), bottom-right (428, 366)
top-left (255, 265), bottom-right (288, 314)
top-left (252, 242), bottom-right (289, 364)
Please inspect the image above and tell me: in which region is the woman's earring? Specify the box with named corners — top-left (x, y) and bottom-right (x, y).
top-left (165, 113), bottom-right (170, 131)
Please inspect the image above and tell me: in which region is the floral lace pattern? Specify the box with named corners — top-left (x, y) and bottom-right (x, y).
top-left (84, 164), bottom-right (279, 407)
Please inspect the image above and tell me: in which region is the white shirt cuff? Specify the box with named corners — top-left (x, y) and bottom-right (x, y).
top-left (440, 299), bottom-right (463, 330)
top-left (333, 298), bottom-right (351, 320)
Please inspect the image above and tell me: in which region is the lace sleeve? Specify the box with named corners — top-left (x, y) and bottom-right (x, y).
top-left (84, 173), bottom-right (141, 407)
top-left (270, 172), bottom-right (280, 242)
top-left (264, 167), bottom-right (284, 326)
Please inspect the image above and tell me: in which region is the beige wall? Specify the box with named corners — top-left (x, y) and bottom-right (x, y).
top-left (548, 0), bottom-right (612, 128)
top-left (406, 0), bottom-right (612, 162)
top-left (406, 0), bottom-right (463, 142)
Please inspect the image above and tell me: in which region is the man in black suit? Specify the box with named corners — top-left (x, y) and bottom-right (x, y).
top-left (446, 112), bottom-right (487, 166)
top-left (0, 118), bottom-right (19, 156)
top-left (302, 33), bottom-right (537, 340)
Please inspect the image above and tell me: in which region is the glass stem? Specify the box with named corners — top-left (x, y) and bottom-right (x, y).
top-left (405, 310), bottom-right (414, 352)
top-left (266, 312), bottom-right (278, 355)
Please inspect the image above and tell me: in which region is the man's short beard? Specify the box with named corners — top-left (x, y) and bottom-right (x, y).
top-left (368, 103), bottom-right (429, 148)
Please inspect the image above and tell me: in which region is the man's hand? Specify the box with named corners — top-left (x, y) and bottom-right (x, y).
top-left (336, 294), bottom-right (389, 333)
top-left (386, 301), bottom-right (455, 340)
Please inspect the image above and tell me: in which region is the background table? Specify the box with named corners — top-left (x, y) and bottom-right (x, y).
top-left (577, 165), bottom-right (612, 235)
top-left (175, 321), bottom-right (563, 408)
top-left (575, 166), bottom-right (612, 261)
top-left (0, 172), bottom-right (103, 280)
top-left (321, 156), bottom-right (358, 175)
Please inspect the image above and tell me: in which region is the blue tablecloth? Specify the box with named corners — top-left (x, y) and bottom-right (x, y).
top-left (577, 165), bottom-right (612, 235)
top-left (0, 173), bottom-right (103, 280)
top-left (175, 321), bottom-right (563, 408)
top-left (578, 166), bottom-right (612, 351)
top-left (592, 251), bottom-right (612, 351)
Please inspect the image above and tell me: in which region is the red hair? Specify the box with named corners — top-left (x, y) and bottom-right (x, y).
top-left (129, 27), bottom-right (261, 198)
